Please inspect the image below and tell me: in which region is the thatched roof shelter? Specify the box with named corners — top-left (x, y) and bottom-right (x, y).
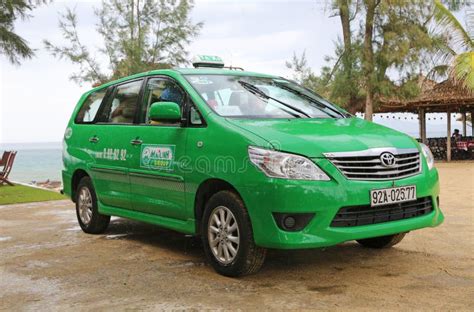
top-left (377, 78), bottom-right (474, 113)
top-left (375, 77), bottom-right (473, 161)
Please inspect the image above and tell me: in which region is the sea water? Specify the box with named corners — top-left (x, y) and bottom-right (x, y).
top-left (0, 142), bottom-right (62, 183)
top-left (1, 114), bottom-right (471, 183)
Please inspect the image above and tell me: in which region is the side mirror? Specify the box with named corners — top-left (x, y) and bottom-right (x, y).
top-left (149, 102), bottom-right (181, 122)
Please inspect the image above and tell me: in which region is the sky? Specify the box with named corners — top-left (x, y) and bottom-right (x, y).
top-left (0, 0), bottom-right (471, 144)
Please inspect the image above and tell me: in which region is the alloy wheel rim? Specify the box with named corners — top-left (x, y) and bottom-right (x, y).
top-left (78, 187), bottom-right (93, 225)
top-left (208, 206), bottom-right (240, 264)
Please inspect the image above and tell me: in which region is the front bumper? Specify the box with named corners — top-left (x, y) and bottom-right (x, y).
top-left (238, 159), bottom-right (443, 249)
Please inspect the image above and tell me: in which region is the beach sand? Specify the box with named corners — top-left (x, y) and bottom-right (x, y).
top-left (0, 162), bottom-right (473, 310)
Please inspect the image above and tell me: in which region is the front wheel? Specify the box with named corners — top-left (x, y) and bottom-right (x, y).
top-left (202, 190), bottom-right (266, 277)
top-left (357, 233), bottom-right (406, 249)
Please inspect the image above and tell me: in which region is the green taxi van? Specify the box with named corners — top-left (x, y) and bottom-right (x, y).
top-left (62, 56), bottom-right (443, 276)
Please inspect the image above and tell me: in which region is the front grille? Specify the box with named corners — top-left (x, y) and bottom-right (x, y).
top-left (330, 197), bottom-right (433, 227)
top-left (324, 148), bottom-right (421, 181)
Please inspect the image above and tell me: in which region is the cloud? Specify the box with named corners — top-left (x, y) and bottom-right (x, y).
top-left (1, 0), bottom-right (340, 143)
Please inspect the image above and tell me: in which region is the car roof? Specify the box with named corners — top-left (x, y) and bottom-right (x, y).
top-left (174, 67), bottom-right (278, 78)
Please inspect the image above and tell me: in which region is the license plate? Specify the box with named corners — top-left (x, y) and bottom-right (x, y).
top-left (370, 185), bottom-right (416, 207)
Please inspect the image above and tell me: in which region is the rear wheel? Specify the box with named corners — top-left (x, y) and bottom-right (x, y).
top-left (76, 176), bottom-right (110, 234)
top-left (202, 190), bottom-right (266, 277)
top-left (357, 233), bottom-right (406, 249)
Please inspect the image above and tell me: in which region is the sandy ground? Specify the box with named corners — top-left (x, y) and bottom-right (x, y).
top-left (1, 163), bottom-right (473, 311)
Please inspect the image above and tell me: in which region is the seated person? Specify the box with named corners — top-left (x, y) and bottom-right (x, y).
top-left (207, 99), bottom-right (218, 110)
top-left (243, 96), bottom-right (268, 116)
top-left (229, 91), bottom-right (268, 116)
top-left (160, 85), bottom-right (183, 104)
top-left (111, 97), bottom-right (137, 123)
top-left (149, 86), bottom-right (183, 125)
top-left (452, 129), bottom-right (463, 141)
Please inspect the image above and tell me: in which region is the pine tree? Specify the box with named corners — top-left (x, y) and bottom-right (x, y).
top-left (289, 0), bottom-right (442, 119)
top-left (0, 0), bottom-right (47, 64)
top-left (44, 0), bottom-right (203, 85)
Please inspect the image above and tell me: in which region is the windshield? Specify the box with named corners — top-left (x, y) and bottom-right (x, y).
top-left (185, 74), bottom-right (347, 119)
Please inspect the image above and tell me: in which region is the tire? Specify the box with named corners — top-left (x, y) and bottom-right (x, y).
top-left (201, 190), bottom-right (266, 277)
top-left (357, 232), bottom-right (406, 249)
top-left (75, 176), bottom-right (110, 234)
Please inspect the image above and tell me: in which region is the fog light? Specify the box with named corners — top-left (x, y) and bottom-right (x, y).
top-left (273, 213), bottom-right (315, 232)
top-left (283, 216), bottom-right (296, 229)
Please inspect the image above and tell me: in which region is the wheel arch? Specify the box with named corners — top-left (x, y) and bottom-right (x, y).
top-left (71, 169), bottom-right (90, 202)
top-left (194, 178), bottom-right (242, 234)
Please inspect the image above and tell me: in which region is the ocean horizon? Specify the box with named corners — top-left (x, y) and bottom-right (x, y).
top-left (1, 113), bottom-right (471, 184)
top-left (0, 142), bottom-right (62, 183)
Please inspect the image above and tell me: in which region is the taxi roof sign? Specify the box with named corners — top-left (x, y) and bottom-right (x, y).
top-left (192, 55), bottom-right (225, 68)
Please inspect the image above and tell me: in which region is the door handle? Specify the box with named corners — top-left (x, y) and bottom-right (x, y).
top-left (89, 136), bottom-right (99, 143)
top-left (130, 138), bottom-right (143, 145)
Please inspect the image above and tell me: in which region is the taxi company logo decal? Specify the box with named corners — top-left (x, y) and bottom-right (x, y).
top-left (140, 144), bottom-right (175, 170)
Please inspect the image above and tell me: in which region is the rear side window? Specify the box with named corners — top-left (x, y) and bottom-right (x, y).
top-left (98, 80), bottom-right (143, 124)
top-left (75, 89), bottom-right (107, 123)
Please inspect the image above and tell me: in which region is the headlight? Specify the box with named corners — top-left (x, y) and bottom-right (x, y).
top-left (420, 143), bottom-right (434, 170)
top-left (248, 146), bottom-right (330, 180)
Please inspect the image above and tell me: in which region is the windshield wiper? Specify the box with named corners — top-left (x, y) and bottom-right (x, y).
top-left (273, 81), bottom-right (345, 118)
top-left (238, 80), bottom-right (311, 118)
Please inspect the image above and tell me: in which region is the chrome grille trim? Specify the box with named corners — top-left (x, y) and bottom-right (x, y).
top-left (324, 148), bottom-right (422, 181)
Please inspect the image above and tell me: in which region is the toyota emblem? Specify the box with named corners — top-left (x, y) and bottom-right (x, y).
top-left (380, 152), bottom-right (396, 167)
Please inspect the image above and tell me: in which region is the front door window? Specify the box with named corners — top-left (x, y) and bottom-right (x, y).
top-left (141, 78), bottom-right (185, 124)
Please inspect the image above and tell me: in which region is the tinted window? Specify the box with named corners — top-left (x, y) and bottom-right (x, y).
top-left (141, 78), bottom-right (185, 124)
top-left (75, 89), bottom-right (107, 123)
top-left (99, 80), bottom-right (143, 124)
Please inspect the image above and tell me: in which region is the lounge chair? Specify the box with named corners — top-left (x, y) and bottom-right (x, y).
top-left (0, 151), bottom-right (17, 186)
top-left (0, 151), bottom-right (10, 167)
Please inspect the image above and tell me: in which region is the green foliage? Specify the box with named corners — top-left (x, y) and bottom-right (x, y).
top-left (285, 51), bottom-right (334, 100)
top-left (287, 0), bottom-right (449, 114)
top-left (323, 39), bottom-right (365, 110)
top-left (452, 51), bottom-right (474, 89)
top-left (0, 185), bottom-right (65, 205)
top-left (286, 52), bottom-right (317, 89)
top-left (0, 0), bottom-right (48, 64)
top-left (361, 0), bottom-right (437, 99)
top-left (434, 0), bottom-right (472, 52)
top-left (440, 0), bottom-right (471, 11)
top-left (44, 0), bottom-right (203, 85)
top-left (431, 0), bottom-right (473, 90)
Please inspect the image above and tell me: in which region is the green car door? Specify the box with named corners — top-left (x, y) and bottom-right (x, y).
top-left (71, 87), bottom-right (114, 200)
top-left (128, 77), bottom-right (188, 220)
top-left (88, 79), bottom-right (144, 210)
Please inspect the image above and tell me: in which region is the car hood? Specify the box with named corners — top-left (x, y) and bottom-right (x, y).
top-left (226, 117), bottom-right (418, 157)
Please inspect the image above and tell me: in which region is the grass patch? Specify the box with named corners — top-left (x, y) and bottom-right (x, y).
top-left (0, 184), bottom-right (66, 205)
